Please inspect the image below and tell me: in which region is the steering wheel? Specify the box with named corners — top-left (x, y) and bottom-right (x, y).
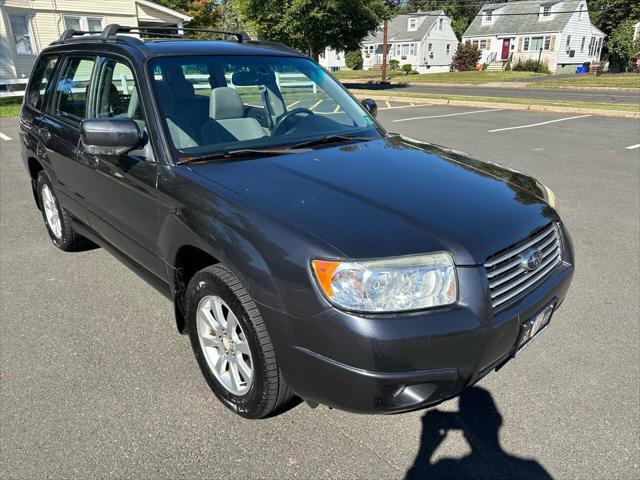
top-left (273, 108), bottom-right (314, 135)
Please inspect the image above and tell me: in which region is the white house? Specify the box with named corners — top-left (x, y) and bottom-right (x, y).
top-left (360, 11), bottom-right (458, 74)
top-left (318, 48), bottom-right (346, 71)
top-left (462, 0), bottom-right (605, 73)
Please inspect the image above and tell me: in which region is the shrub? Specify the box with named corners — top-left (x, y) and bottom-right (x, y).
top-left (481, 63), bottom-right (488, 71)
top-left (513, 59), bottom-right (550, 73)
top-left (389, 59), bottom-right (400, 71)
top-left (401, 63), bottom-right (413, 75)
top-left (609, 19), bottom-right (638, 71)
top-left (451, 41), bottom-right (482, 71)
top-left (504, 60), bottom-right (512, 71)
top-left (345, 50), bottom-right (363, 70)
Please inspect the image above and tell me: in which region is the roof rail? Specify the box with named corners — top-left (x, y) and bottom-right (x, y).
top-left (100, 24), bottom-right (252, 42)
top-left (55, 29), bottom-right (96, 43)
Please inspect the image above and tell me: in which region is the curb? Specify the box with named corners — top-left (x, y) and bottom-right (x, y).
top-left (352, 93), bottom-right (640, 119)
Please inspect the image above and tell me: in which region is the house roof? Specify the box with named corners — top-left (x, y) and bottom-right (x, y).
top-left (135, 0), bottom-right (192, 22)
top-left (363, 12), bottom-right (443, 43)
top-left (463, 0), bottom-right (583, 37)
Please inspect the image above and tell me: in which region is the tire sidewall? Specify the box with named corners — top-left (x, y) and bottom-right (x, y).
top-left (186, 269), bottom-right (270, 419)
top-left (37, 172), bottom-right (72, 250)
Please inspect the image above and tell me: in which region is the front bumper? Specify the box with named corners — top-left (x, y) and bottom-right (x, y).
top-left (259, 230), bottom-right (575, 414)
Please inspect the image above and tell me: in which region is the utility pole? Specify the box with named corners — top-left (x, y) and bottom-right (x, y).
top-left (381, 18), bottom-right (389, 83)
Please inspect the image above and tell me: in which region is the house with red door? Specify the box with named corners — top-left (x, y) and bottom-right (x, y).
top-left (461, 0), bottom-right (605, 73)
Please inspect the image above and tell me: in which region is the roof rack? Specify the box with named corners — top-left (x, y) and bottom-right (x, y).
top-left (54, 24), bottom-right (252, 44)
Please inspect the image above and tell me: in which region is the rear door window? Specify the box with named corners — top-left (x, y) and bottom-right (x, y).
top-left (51, 56), bottom-right (96, 123)
top-left (25, 55), bottom-right (58, 111)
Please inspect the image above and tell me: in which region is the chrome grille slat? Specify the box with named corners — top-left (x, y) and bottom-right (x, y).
top-left (489, 244), bottom-right (559, 289)
top-left (484, 225), bottom-right (555, 268)
top-left (484, 223), bottom-right (562, 310)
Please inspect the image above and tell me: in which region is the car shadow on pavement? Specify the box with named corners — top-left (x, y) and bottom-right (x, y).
top-left (405, 386), bottom-right (552, 480)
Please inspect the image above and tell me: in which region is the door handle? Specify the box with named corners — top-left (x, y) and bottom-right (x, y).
top-left (39, 127), bottom-right (51, 142)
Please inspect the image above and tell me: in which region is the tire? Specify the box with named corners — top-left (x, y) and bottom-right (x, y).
top-left (186, 264), bottom-right (293, 419)
top-left (36, 171), bottom-right (89, 251)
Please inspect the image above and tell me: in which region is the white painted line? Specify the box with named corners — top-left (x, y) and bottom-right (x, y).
top-left (332, 105), bottom-right (340, 113)
top-left (393, 108), bottom-right (502, 123)
top-left (488, 115), bottom-right (592, 133)
top-left (309, 99), bottom-right (323, 110)
top-left (287, 100), bottom-right (300, 108)
top-left (0, 132), bottom-right (11, 141)
top-left (385, 100), bottom-right (392, 108)
top-left (625, 144), bottom-right (640, 150)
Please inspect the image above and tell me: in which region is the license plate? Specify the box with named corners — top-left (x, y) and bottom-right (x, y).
top-left (516, 303), bottom-right (555, 354)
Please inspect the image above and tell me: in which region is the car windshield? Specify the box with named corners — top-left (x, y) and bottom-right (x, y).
top-left (148, 55), bottom-right (381, 159)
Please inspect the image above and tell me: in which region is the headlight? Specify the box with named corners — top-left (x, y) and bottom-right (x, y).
top-left (311, 253), bottom-right (457, 313)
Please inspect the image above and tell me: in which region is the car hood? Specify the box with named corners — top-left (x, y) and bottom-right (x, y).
top-left (191, 136), bottom-right (559, 265)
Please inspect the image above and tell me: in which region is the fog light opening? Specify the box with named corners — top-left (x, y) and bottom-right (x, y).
top-left (392, 385), bottom-right (406, 398)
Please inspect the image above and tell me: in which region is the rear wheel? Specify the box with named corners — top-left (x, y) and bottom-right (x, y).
top-left (186, 264), bottom-right (293, 418)
top-left (36, 171), bottom-right (88, 251)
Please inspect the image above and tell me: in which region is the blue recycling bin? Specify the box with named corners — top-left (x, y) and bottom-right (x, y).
top-left (576, 66), bottom-right (588, 74)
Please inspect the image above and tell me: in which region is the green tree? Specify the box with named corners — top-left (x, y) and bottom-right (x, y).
top-left (345, 50), bottom-right (363, 70)
top-left (230, 0), bottom-right (390, 60)
top-left (154, 0), bottom-right (222, 33)
top-left (608, 19), bottom-right (639, 70)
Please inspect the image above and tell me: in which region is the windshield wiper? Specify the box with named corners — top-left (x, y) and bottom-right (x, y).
top-left (176, 147), bottom-right (309, 166)
top-left (288, 134), bottom-right (377, 150)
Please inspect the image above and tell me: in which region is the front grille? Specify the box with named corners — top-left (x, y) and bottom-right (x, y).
top-left (484, 223), bottom-right (562, 310)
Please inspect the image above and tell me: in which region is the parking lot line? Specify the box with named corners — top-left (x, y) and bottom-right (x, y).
top-left (392, 108), bottom-right (502, 123)
top-left (488, 115), bottom-right (591, 133)
top-left (0, 132), bottom-right (12, 141)
top-left (309, 99), bottom-right (323, 110)
top-left (287, 100), bottom-right (300, 108)
top-left (626, 144), bottom-right (640, 150)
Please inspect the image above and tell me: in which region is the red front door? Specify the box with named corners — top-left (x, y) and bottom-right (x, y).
top-left (501, 39), bottom-right (510, 60)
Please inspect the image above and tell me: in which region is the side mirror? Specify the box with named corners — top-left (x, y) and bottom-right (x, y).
top-left (80, 117), bottom-right (141, 156)
top-left (361, 98), bottom-right (378, 118)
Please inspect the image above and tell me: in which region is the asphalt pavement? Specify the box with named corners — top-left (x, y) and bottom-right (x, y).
top-left (342, 82), bottom-right (640, 105)
top-left (1, 107), bottom-right (639, 479)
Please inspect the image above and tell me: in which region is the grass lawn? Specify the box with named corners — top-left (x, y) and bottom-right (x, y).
top-left (531, 73), bottom-right (640, 89)
top-left (332, 70), bottom-right (544, 84)
top-left (351, 89), bottom-right (640, 113)
top-left (0, 99), bottom-right (22, 118)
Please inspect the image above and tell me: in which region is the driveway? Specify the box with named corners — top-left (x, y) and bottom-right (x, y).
top-left (1, 109), bottom-right (638, 479)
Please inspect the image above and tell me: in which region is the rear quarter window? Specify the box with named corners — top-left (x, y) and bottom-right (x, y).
top-left (25, 55), bottom-right (58, 111)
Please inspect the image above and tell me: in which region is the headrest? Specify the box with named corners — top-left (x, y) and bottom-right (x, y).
top-left (210, 87), bottom-right (244, 120)
top-left (154, 80), bottom-right (175, 115)
top-left (171, 78), bottom-right (194, 99)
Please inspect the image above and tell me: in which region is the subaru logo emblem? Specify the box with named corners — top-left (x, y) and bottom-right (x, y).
top-left (521, 249), bottom-right (543, 271)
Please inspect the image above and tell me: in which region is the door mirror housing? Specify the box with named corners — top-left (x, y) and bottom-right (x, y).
top-left (361, 98), bottom-right (378, 118)
top-left (80, 118), bottom-right (141, 156)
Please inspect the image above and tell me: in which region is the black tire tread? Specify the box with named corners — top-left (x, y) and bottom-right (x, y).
top-left (192, 264), bottom-right (293, 417)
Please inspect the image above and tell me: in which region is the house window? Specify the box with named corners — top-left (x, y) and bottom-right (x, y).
top-left (578, 4), bottom-right (584, 20)
top-left (472, 40), bottom-right (479, 47)
top-left (408, 18), bottom-right (417, 31)
top-left (588, 37), bottom-right (594, 56)
top-left (530, 37), bottom-right (543, 51)
top-left (428, 43), bottom-right (432, 52)
top-left (542, 4), bottom-right (552, 17)
top-left (409, 43), bottom-right (416, 56)
top-left (581, 36), bottom-right (586, 52)
top-left (565, 35), bottom-right (571, 51)
top-left (446, 44), bottom-right (451, 55)
top-left (544, 36), bottom-right (551, 50)
top-left (439, 19), bottom-right (444, 31)
top-left (480, 39), bottom-right (487, 49)
top-left (8, 13), bottom-right (34, 55)
top-left (524, 37), bottom-right (530, 51)
top-left (483, 10), bottom-right (493, 24)
top-left (63, 15), bottom-right (104, 32)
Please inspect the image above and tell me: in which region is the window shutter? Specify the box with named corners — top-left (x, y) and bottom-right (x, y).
top-left (487, 38), bottom-right (491, 49)
top-left (517, 37), bottom-right (523, 52)
top-left (549, 34), bottom-right (556, 50)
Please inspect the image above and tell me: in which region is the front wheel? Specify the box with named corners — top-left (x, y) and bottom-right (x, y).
top-left (185, 264), bottom-right (293, 418)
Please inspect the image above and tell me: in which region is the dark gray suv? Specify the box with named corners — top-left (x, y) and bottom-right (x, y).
top-left (20, 25), bottom-right (574, 419)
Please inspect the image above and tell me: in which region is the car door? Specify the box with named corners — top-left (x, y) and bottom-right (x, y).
top-left (79, 55), bottom-right (164, 279)
top-left (40, 55), bottom-right (97, 225)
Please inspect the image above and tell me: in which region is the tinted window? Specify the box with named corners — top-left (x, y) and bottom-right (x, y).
top-left (92, 57), bottom-right (146, 132)
top-left (52, 57), bottom-right (96, 122)
top-left (25, 55), bottom-right (58, 111)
